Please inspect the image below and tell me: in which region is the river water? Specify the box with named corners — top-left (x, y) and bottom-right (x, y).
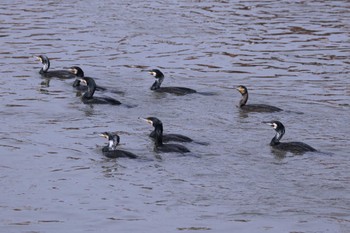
top-left (0, 0), bottom-right (349, 232)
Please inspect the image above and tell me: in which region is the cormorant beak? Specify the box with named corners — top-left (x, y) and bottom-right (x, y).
top-left (262, 121), bottom-right (277, 129)
top-left (148, 71), bottom-right (156, 77)
top-left (236, 86), bottom-right (243, 93)
top-left (68, 68), bottom-right (77, 75)
top-left (138, 117), bottom-right (153, 125)
top-left (35, 56), bottom-right (42, 62)
top-left (99, 133), bottom-right (109, 139)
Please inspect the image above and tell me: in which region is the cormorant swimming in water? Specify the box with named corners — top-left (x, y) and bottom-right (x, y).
top-left (35, 55), bottom-right (75, 79)
top-left (263, 120), bottom-right (317, 154)
top-left (141, 117), bottom-right (193, 143)
top-left (99, 132), bottom-right (138, 159)
top-left (142, 117), bottom-right (190, 153)
top-left (148, 69), bottom-right (197, 95)
top-left (76, 76), bottom-right (121, 105)
top-left (236, 85), bottom-right (282, 112)
top-left (68, 66), bottom-right (107, 91)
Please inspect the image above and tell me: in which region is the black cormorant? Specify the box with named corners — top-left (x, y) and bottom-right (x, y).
top-left (148, 69), bottom-right (196, 95)
top-left (76, 76), bottom-right (121, 105)
top-left (99, 132), bottom-right (138, 159)
top-left (236, 85), bottom-right (282, 112)
top-left (142, 117), bottom-right (190, 153)
top-left (264, 120), bottom-right (317, 154)
top-left (35, 55), bottom-right (75, 79)
top-left (142, 117), bottom-right (193, 143)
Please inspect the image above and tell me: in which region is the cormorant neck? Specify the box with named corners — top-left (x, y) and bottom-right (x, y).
top-left (239, 91), bottom-right (248, 107)
top-left (149, 129), bottom-right (156, 138)
top-left (82, 79), bottom-right (96, 99)
top-left (72, 79), bottom-right (81, 87)
top-left (150, 76), bottom-right (164, 90)
top-left (108, 139), bottom-right (116, 150)
top-left (108, 138), bottom-right (118, 150)
top-left (106, 134), bottom-right (119, 151)
top-left (153, 123), bottom-right (164, 146)
top-left (40, 61), bottom-right (50, 73)
top-left (270, 128), bottom-right (284, 146)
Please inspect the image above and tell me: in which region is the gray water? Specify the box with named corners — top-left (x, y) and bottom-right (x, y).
top-left (1, 0), bottom-right (349, 232)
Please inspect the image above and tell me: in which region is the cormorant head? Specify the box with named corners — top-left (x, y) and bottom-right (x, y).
top-left (35, 55), bottom-right (50, 72)
top-left (77, 77), bottom-right (88, 86)
top-left (99, 132), bottom-right (120, 150)
top-left (141, 117), bottom-right (163, 128)
top-left (148, 69), bottom-right (164, 79)
top-left (263, 121), bottom-right (285, 144)
top-left (78, 77), bottom-right (96, 86)
top-left (68, 66), bottom-right (84, 77)
top-left (236, 85), bottom-right (248, 95)
top-left (77, 77), bottom-right (97, 98)
top-left (264, 121), bottom-right (284, 131)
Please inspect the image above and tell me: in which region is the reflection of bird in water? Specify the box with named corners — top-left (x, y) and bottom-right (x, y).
top-left (99, 132), bottom-right (138, 159)
top-left (236, 85), bottom-right (282, 112)
top-left (142, 117), bottom-right (193, 143)
top-left (35, 55), bottom-right (75, 79)
top-left (141, 117), bottom-right (190, 153)
top-left (68, 66), bottom-right (107, 91)
top-left (148, 69), bottom-right (197, 95)
top-left (263, 120), bottom-right (317, 154)
top-left (76, 76), bottom-right (121, 105)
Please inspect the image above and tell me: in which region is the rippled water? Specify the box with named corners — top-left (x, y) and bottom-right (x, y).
top-left (1, 0), bottom-right (349, 232)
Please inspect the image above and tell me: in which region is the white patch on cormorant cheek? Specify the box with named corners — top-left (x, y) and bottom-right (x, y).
top-left (272, 123), bottom-right (277, 129)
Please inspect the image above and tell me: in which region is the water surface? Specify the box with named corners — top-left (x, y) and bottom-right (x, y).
top-left (0, 0), bottom-right (349, 232)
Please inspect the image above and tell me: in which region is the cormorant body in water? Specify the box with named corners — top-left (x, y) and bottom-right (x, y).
top-left (149, 69), bottom-right (196, 95)
top-left (142, 117), bottom-right (190, 153)
top-left (76, 76), bottom-right (121, 105)
top-left (264, 120), bottom-right (317, 154)
top-left (35, 55), bottom-right (75, 79)
top-left (99, 132), bottom-right (137, 159)
top-left (69, 66), bottom-right (107, 91)
top-left (236, 85), bottom-right (282, 112)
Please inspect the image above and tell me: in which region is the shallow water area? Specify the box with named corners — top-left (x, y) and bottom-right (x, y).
top-left (0, 0), bottom-right (349, 232)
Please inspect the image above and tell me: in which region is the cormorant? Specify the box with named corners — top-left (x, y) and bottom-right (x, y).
top-left (236, 85), bottom-right (282, 112)
top-left (148, 69), bottom-right (196, 95)
top-left (35, 55), bottom-right (75, 79)
top-left (264, 120), bottom-right (317, 154)
top-left (76, 76), bottom-right (121, 105)
top-left (142, 117), bottom-right (190, 153)
top-left (143, 117), bottom-right (193, 143)
top-left (99, 132), bottom-right (138, 159)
